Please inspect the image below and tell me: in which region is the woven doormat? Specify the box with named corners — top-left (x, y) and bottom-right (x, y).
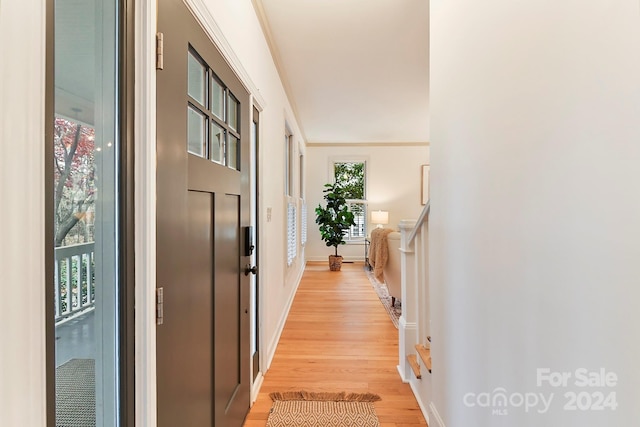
top-left (267, 391), bottom-right (381, 427)
top-left (56, 358), bottom-right (95, 427)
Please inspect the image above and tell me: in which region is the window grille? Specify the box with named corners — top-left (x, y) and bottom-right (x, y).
top-left (346, 202), bottom-right (366, 240)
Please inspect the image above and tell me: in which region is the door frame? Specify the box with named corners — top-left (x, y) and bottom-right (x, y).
top-left (132, 0), bottom-right (160, 424)
top-left (250, 105), bottom-right (264, 397)
top-left (134, 0), bottom-right (266, 423)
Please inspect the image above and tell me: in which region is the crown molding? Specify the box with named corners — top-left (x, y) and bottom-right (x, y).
top-left (251, 0), bottom-right (307, 140)
top-left (306, 141), bottom-right (430, 148)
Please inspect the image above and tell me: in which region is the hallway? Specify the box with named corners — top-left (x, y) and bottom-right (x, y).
top-left (244, 262), bottom-right (427, 426)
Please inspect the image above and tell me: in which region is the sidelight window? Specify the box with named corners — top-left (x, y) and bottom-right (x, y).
top-left (52, 0), bottom-right (122, 424)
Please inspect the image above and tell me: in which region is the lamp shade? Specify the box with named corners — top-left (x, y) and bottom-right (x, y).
top-left (371, 210), bottom-right (389, 225)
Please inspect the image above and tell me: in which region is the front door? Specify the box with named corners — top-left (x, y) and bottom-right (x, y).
top-left (156, 1), bottom-right (251, 425)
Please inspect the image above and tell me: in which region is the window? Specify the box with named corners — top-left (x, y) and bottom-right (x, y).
top-left (52, 0), bottom-right (122, 423)
top-left (334, 161), bottom-right (367, 240)
top-left (299, 153), bottom-right (305, 199)
top-left (285, 128), bottom-right (297, 265)
top-left (187, 49), bottom-right (241, 170)
top-left (299, 153), bottom-right (307, 246)
top-left (284, 132), bottom-right (294, 197)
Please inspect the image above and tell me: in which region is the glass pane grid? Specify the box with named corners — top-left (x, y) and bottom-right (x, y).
top-left (186, 51), bottom-right (241, 170)
top-left (228, 93), bottom-right (238, 132)
top-left (187, 105), bottom-right (207, 158)
top-left (210, 121), bottom-right (226, 165)
top-left (211, 75), bottom-right (225, 121)
top-left (228, 134), bottom-right (239, 170)
top-left (187, 50), bottom-right (207, 106)
top-left (347, 202), bottom-right (367, 240)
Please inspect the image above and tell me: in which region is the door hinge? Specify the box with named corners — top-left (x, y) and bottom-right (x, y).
top-left (156, 287), bottom-right (164, 325)
top-left (156, 32), bottom-right (164, 70)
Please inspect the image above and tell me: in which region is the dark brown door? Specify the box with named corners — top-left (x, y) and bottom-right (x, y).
top-left (156, 1), bottom-right (251, 425)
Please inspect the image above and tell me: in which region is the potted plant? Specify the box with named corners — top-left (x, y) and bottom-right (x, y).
top-left (315, 182), bottom-right (356, 271)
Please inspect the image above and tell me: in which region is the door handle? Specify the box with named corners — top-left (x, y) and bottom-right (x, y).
top-left (244, 264), bottom-right (258, 276)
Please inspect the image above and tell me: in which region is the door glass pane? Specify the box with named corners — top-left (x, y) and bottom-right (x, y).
top-left (228, 134), bottom-right (239, 170)
top-left (228, 93), bottom-right (239, 131)
top-left (53, 0), bottom-right (120, 424)
top-left (211, 121), bottom-right (226, 164)
top-left (211, 77), bottom-right (225, 120)
top-left (187, 105), bottom-right (207, 157)
top-left (187, 51), bottom-right (206, 106)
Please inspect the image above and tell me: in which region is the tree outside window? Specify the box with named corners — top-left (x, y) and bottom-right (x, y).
top-left (334, 161), bottom-right (366, 240)
top-left (54, 117), bottom-right (97, 247)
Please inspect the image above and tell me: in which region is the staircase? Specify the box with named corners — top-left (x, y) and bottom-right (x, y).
top-left (406, 342), bottom-right (431, 379)
top-left (397, 202), bottom-right (432, 423)
top-left (414, 343), bottom-right (431, 373)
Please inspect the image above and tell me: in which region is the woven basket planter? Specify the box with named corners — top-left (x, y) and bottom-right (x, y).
top-left (328, 255), bottom-right (343, 271)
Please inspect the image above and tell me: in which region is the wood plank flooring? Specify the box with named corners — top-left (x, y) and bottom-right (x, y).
top-left (243, 262), bottom-right (428, 427)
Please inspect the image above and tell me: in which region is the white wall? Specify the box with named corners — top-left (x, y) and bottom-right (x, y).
top-left (0, 1), bottom-right (48, 426)
top-left (430, 1), bottom-right (640, 426)
top-left (305, 144), bottom-right (429, 262)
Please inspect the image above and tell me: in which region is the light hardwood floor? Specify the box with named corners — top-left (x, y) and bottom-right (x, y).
top-left (243, 261), bottom-right (428, 427)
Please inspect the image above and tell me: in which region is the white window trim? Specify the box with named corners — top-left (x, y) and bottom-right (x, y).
top-left (285, 122), bottom-right (302, 268)
top-left (284, 131), bottom-right (293, 197)
top-left (330, 157), bottom-right (369, 242)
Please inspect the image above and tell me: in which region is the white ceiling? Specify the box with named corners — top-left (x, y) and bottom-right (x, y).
top-left (255, 0), bottom-right (429, 144)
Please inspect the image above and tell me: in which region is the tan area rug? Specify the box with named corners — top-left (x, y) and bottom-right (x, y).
top-left (365, 267), bottom-right (401, 328)
top-left (267, 391), bottom-right (381, 427)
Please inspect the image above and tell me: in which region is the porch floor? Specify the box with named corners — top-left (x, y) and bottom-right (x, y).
top-left (56, 310), bottom-right (95, 367)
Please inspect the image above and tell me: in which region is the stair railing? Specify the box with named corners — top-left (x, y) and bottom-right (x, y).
top-left (398, 201), bottom-right (430, 382)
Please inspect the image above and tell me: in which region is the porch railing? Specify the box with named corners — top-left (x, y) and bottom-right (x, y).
top-left (54, 242), bottom-right (95, 324)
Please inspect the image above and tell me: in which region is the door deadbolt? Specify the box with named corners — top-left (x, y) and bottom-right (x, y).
top-left (244, 264), bottom-right (258, 276)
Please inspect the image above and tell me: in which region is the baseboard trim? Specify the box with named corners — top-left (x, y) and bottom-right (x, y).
top-left (250, 372), bottom-right (264, 405)
top-left (429, 402), bottom-right (446, 427)
top-left (264, 261), bottom-right (305, 370)
top-left (409, 381), bottom-right (430, 426)
top-left (397, 364), bottom-right (409, 383)
top-left (306, 256), bottom-right (365, 263)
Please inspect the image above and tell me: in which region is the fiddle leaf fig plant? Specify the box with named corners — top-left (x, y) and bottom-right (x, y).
top-left (315, 182), bottom-right (356, 257)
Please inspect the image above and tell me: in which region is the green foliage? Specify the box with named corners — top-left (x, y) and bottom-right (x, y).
top-left (54, 117), bottom-right (97, 247)
top-left (334, 162), bottom-right (365, 200)
top-left (315, 182), bottom-right (356, 256)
